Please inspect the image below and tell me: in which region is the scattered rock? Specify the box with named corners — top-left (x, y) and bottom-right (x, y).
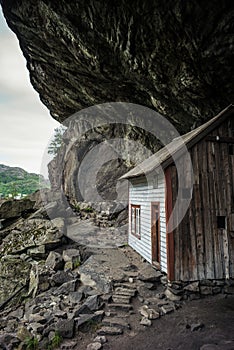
top-left (224, 285), bottom-right (234, 294)
top-left (63, 248), bottom-right (81, 265)
top-left (160, 304), bottom-right (175, 315)
top-left (137, 284), bottom-right (157, 298)
top-left (76, 313), bottom-right (103, 327)
top-left (139, 305), bottom-right (160, 320)
top-left (53, 279), bottom-right (78, 295)
top-left (0, 255), bottom-right (31, 303)
top-left (138, 265), bottom-right (162, 282)
top-left (0, 195), bottom-right (233, 350)
top-left (78, 255), bottom-right (112, 293)
top-left (45, 251), bottom-right (64, 271)
top-left (93, 336), bottom-right (107, 344)
top-left (53, 318), bottom-right (75, 338)
top-left (51, 217), bottom-right (66, 234)
top-left (29, 321), bottom-right (45, 334)
top-left (17, 325), bottom-right (31, 342)
top-left (184, 282), bottom-right (200, 293)
top-left (87, 342), bottom-right (102, 350)
top-left (200, 340), bottom-right (234, 350)
top-left (0, 333), bottom-right (20, 349)
top-left (61, 340), bottom-right (77, 349)
top-left (165, 288), bottom-right (182, 301)
top-left (97, 326), bottom-right (123, 336)
top-left (200, 286), bottom-right (213, 295)
top-left (50, 270), bottom-right (76, 286)
top-left (160, 276), bottom-right (168, 285)
top-left (212, 286), bottom-right (222, 294)
top-left (69, 291), bottom-right (83, 304)
top-left (140, 317), bottom-right (152, 326)
top-left (191, 323), bottom-right (204, 332)
top-left (84, 295), bottom-right (100, 311)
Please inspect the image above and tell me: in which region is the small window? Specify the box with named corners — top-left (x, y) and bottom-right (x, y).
top-left (229, 145), bottom-right (234, 155)
top-left (217, 216), bottom-right (226, 229)
top-left (131, 204), bottom-right (141, 239)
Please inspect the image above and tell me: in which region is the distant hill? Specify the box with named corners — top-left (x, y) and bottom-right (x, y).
top-left (0, 164), bottom-right (50, 198)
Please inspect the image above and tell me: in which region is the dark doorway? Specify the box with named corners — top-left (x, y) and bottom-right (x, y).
top-left (151, 202), bottom-right (160, 266)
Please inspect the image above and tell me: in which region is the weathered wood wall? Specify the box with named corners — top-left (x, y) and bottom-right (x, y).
top-left (172, 116), bottom-right (234, 281)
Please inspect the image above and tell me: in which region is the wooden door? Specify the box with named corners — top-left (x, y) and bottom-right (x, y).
top-left (151, 202), bottom-right (160, 265)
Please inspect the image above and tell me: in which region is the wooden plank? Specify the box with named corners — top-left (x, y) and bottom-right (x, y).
top-left (181, 154), bottom-right (193, 281)
top-left (170, 164), bottom-right (180, 281)
top-left (223, 229), bottom-right (230, 279)
top-left (213, 141), bottom-right (223, 214)
top-left (193, 144), bottom-right (205, 280)
top-left (202, 172), bottom-right (214, 278)
top-left (210, 129), bottom-right (222, 278)
top-left (207, 171), bottom-right (218, 278)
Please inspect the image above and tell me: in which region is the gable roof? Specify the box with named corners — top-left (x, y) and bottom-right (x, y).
top-left (121, 104), bottom-right (234, 180)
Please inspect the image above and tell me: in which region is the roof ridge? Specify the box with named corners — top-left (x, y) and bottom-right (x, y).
top-left (121, 105), bottom-right (234, 180)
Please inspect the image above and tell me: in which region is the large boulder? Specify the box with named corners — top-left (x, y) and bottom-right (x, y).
top-left (0, 198), bottom-right (35, 220)
top-left (0, 215), bottom-right (67, 303)
top-left (0, 255), bottom-right (31, 304)
top-left (0, 218), bottom-right (65, 256)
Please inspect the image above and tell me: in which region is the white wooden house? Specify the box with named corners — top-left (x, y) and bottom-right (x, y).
top-left (121, 105), bottom-right (234, 282)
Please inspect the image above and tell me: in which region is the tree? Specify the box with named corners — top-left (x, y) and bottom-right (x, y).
top-left (8, 182), bottom-right (19, 199)
top-left (48, 126), bottom-right (66, 156)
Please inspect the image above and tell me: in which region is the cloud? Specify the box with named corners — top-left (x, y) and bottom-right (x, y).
top-left (0, 10), bottom-right (60, 176)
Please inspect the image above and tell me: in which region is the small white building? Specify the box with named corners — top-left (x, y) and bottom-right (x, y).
top-left (126, 171), bottom-right (167, 273)
top-left (121, 105), bottom-right (234, 282)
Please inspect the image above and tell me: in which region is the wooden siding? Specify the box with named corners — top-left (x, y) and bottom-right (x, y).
top-left (172, 116), bottom-right (234, 281)
top-left (128, 173), bottom-right (167, 273)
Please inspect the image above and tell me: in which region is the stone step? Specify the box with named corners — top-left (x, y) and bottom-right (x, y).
top-left (114, 287), bottom-right (136, 297)
top-left (114, 282), bottom-right (137, 290)
top-left (108, 303), bottom-right (133, 312)
top-left (160, 303), bottom-right (175, 315)
top-left (97, 326), bottom-right (123, 336)
top-left (112, 295), bottom-right (131, 304)
top-left (102, 317), bottom-right (130, 329)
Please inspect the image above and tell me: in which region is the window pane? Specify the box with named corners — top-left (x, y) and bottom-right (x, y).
top-left (131, 205), bottom-right (141, 237)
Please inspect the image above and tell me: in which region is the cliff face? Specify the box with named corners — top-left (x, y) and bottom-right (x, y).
top-left (1, 0), bottom-right (234, 129)
top-left (1, 0), bottom-right (234, 206)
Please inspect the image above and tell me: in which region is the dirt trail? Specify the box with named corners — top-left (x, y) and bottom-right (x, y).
top-left (103, 294), bottom-right (234, 350)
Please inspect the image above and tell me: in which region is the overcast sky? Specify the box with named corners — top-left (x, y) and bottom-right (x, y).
top-left (0, 9), bottom-right (60, 176)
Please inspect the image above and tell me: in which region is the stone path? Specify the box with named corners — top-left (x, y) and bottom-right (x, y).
top-left (82, 253), bottom-right (177, 350)
top-left (67, 220), bottom-right (128, 248)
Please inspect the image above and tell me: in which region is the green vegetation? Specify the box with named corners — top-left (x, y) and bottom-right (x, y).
top-left (72, 202), bottom-right (81, 212)
top-left (0, 164), bottom-right (50, 198)
top-left (48, 126), bottom-right (66, 156)
top-left (47, 331), bottom-right (63, 350)
top-left (25, 336), bottom-right (39, 350)
top-left (83, 206), bottom-right (93, 213)
top-left (73, 258), bottom-right (81, 268)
